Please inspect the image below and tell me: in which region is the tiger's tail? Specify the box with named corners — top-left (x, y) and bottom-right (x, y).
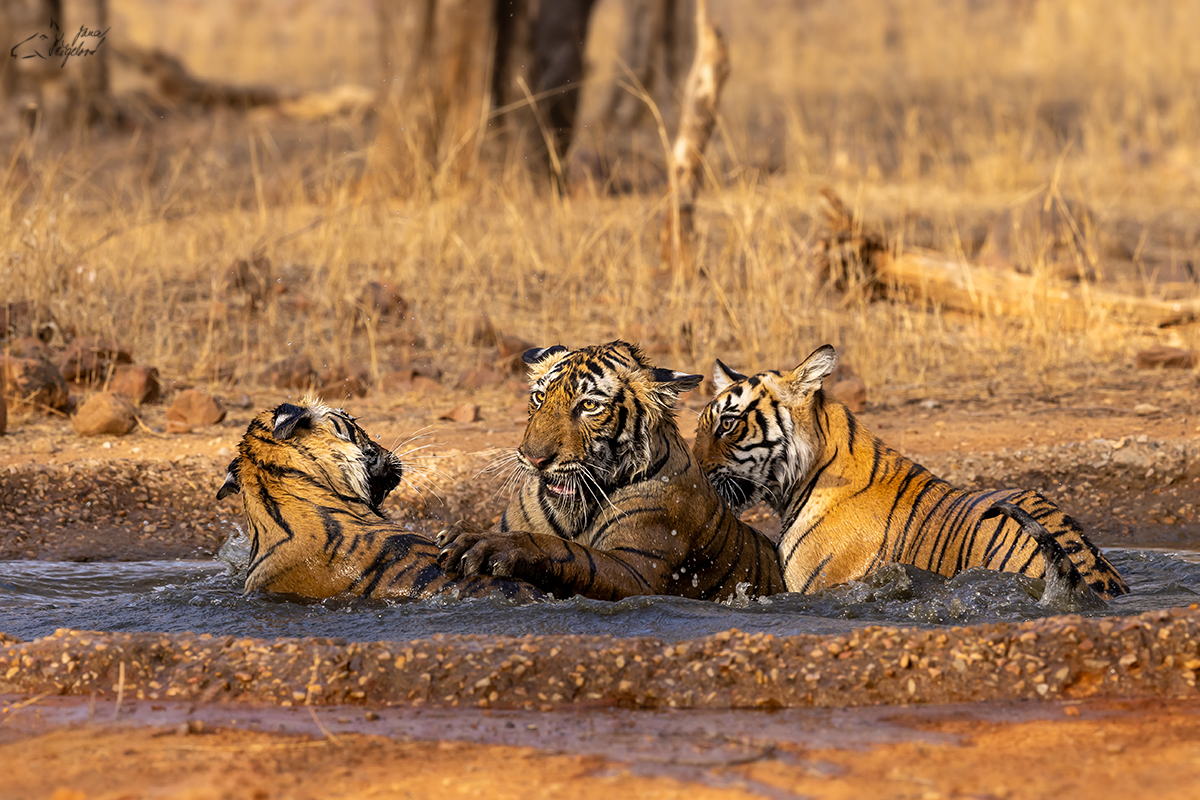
top-left (981, 501), bottom-right (1107, 610)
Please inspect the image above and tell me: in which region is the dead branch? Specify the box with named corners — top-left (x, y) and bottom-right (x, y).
top-left (883, 251), bottom-right (1200, 328)
top-left (113, 45), bottom-right (288, 108)
top-left (661, 0), bottom-right (729, 273)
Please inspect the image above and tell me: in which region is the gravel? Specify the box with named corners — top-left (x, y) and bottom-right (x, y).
top-left (1, 608), bottom-right (1198, 710)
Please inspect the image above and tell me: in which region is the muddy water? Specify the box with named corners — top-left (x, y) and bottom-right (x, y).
top-left (2, 533), bottom-right (1198, 642)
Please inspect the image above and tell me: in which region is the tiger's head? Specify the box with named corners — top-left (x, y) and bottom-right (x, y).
top-left (217, 398), bottom-right (403, 515)
top-left (516, 340), bottom-right (702, 515)
top-left (693, 344), bottom-right (838, 514)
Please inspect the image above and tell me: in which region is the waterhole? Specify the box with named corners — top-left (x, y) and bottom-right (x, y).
top-left (1, 532), bottom-right (1196, 643)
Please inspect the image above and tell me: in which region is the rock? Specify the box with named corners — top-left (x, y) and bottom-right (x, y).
top-left (109, 365), bottom-right (162, 405)
top-left (456, 367), bottom-right (505, 390)
top-left (830, 378), bottom-right (868, 413)
top-left (918, 398), bottom-right (940, 410)
top-left (30, 436), bottom-right (58, 453)
top-left (263, 355), bottom-right (318, 390)
top-left (319, 374), bottom-right (369, 400)
top-left (357, 281), bottom-right (408, 323)
top-left (439, 404), bottom-right (481, 423)
top-left (6, 336), bottom-right (54, 361)
top-left (379, 369), bottom-right (419, 394)
top-left (167, 390), bottom-right (227, 427)
top-left (2, 355), bottom-right (70, 411)
top-left (57, 337), bottom-right (133, 384)
top-left (1136, 345), bottom-right (1197, 370)
top-left (496, 332), bottom-right (536, 360)
top-left (72, 392), bottom-right (137, 437)
top-left (1134, 403), bottom-right (1162, 417)
top-left (318, 365), bottom-right (370, 401)
top-left (411, 375), bottom-right (442, 393)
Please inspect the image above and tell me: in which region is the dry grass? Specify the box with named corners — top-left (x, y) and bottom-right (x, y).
top-left (3, 0), bottom-right (1199, 404)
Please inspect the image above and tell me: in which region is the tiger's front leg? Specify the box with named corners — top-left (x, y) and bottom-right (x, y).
top-left (438, 529), bottom-right (660, 601)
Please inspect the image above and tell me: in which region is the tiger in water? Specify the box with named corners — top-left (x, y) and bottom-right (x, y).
top-left (218, 398), bottom-right (540, 602)
top-left (438, 340), bottom-right (786, 601)
top-left (692, 344), bottom-right (1129, 601)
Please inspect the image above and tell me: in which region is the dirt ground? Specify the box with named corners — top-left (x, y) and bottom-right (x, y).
top-left (3, 695), bottom-right (1199, 800)
top-left (1, 366), bottom-right (1198, 561)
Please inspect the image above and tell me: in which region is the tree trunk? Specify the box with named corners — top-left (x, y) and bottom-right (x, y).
top-left (375, 0), bottom-right (495, 193)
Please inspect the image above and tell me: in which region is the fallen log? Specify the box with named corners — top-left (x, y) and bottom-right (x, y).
top-left (884, 251), bottom-right (1200, 328)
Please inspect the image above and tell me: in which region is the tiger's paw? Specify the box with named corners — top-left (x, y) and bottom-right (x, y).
top-left (435, 520), bottom-right (478, 548)
top-left (439, 531), bottom-right (545, 581)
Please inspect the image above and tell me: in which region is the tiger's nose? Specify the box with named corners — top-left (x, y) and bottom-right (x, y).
top-left (521, 447), bottom-right (555, 470)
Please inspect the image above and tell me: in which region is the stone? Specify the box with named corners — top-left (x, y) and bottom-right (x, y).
top-left (2, 355), bottom-right (70, 411)
top-left (831, 378), bottom-right (868, 413)
top-left (57, 337), bottom-right (133, 384)
top-left (6, 336), bottom-right (54, 361)
top-left (72, 392), bottom-right (137, 437)
top-left (318, 365), bottom-right (370, 401)
top-left (411, 375), bottom-right (442, 393)
top-left (319, 374), bottom-right (369, 400)
top-left (1136, 345), bottom-right (1197, 370)
top-left (456, 367), bottom-right (505, 390)
top-left (109, 364), bottom-right (162, 405)
top-left (439, 404), bottom-right (481, 423)
top-left (167, 390), bottom-right (227, 427)
top-left (379, 369), bottom-right (416, 394)
top-left (357, 281), bottom-right (408, 323)
top-left (1134, 403), bottom-right (1162, 417)
top-left (166, 419), bottom-right (193, 434)
top-left (263, 355), bottom-right (318, 390)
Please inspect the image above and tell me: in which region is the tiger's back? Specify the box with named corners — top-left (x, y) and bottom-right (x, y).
top-left (694, 345), bottom-right (1129, 599)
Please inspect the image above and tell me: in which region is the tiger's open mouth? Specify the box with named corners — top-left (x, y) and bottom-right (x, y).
top-left (546, 481), bottom-right (577, 497)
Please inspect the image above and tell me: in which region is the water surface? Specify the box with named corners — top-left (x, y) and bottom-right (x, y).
top-left (2, 539), bottom-right (1196, 643)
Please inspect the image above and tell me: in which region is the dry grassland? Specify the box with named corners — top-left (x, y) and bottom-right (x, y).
top-left (3, 0), bottom-right (1198, 404)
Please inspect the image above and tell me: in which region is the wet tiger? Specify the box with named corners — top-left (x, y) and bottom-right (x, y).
top-left (693, 344), bottom-right (1129, 600)
top-left (217, 399), bottom-right (541, 602)
top-left (438, 340), bottom-right (786, 601)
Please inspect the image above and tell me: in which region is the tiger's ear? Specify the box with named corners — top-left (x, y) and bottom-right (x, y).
top-left (649, 367), bottom-right (704, 404)
top-left (272, 403), bottom-right (316, 440)
top-left (216, 456), bottom-right (242, 500)
top-left (782, 344), bottom-right (838, 399)
top-left (522, 345), bottom-right (568, 365)
top-left (712, 359), bottom-right (747, 393)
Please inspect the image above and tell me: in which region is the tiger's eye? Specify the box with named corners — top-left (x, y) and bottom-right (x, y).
top-left (580, 399), bottom-right (601, 412)
top-left (719, 417), bottom-right (738, 433)
top-left (531, 390), bottom-right (546, 408)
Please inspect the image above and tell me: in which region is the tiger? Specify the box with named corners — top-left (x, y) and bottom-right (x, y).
top-left (217, 398), bottom-right (542, 602)
top-left (437, 340), bottom-right (786, 602)
top-left (692, 344), bottom-right (1130, 600)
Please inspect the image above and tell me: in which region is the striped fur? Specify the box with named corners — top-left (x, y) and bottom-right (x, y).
top-left (218, 399), bottom-right (540, 602)
top-left (438, 340), bottom-right (785, 601)
top-left (693, 345), bottom-right (1129, 599)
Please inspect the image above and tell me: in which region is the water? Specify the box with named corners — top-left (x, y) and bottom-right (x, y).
top-left (1, 548), bottom-right (1197, 644)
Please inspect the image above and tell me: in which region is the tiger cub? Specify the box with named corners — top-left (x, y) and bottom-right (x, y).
top-left (438, 340), bottom-right (786, 601)
top-left (218, 399), bottom-right (541, 602)
top-left (693, 345), bottom-right (1129, 600)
